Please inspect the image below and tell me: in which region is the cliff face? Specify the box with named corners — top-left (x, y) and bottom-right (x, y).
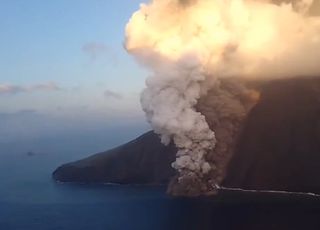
top-left (223, 78), bottom-right (320, 193)
top-left (53, 131), bottom-right (176, 185)
top-left (53, 78), bottom-right (320, 196)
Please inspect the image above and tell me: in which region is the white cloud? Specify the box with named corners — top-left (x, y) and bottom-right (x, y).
top-left (0, 82), bottom-right (61, 95)
top-left (104, 89), bottom-right (123, 100)
top-left (83, 42), bottom-right (109, 59)
top-left (82, 42), bottom-right (117, 63)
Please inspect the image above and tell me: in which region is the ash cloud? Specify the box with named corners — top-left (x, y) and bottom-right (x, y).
top-left (178, 0), bottom-right (198, 6)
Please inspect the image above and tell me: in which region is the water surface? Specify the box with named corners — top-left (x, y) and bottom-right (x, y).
top-left (1, 143), bottom-right (320, 230)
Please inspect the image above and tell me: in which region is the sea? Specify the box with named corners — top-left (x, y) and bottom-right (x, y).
top-left (1, 138), bottom-right (320, 230)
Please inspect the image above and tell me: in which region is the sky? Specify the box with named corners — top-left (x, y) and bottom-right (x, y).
top-left (0, 1), bottom-right (150, 146)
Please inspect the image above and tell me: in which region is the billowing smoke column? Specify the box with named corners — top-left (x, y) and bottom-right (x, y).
top-left (140, 57), bottom-right (216, 178)
top-left (125, 0), bottom-right (320, 194)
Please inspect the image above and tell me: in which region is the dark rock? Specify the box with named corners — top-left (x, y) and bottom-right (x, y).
top-left (223, 78), bottom-right (320, 194)
top-left (53, 131), bottom-right (177, 185)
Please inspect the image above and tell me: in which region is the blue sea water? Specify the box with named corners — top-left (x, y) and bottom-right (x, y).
top-left (1, 139), bottom-right (320, 230)
top-left (0, 141), bottom-right (201, 230)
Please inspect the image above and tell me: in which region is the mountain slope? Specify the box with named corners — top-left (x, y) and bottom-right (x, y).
top-left (53, 131), bottom-right (176, 184)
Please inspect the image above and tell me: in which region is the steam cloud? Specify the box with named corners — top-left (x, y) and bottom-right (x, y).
top-left (125, 0), bottom-right (320, 192)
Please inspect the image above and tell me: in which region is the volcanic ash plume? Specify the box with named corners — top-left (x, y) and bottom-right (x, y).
top-left (140, 57), bottom-right (216, 178)
top-left (125, 0), bottom-right (320, 193)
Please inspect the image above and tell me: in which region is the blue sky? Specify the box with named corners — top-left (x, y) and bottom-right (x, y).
top-left (0, 0), bottom-right (146, 111)
top-left (0, 1), bottom-right (150, 145)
